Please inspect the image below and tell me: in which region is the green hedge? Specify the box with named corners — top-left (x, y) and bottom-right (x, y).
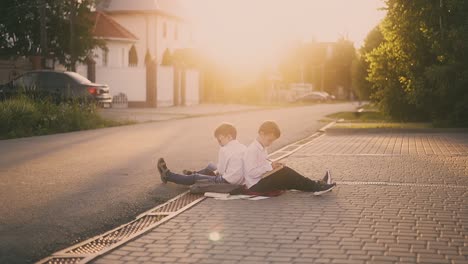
top-left (0, 97), bottom-right (122, 139)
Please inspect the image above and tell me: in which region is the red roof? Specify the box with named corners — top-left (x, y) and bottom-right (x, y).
top-left (91, 11), bottom-right (138, 41)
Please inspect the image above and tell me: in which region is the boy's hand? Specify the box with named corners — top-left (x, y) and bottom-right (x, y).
top-left (271, 161), bottom-right (284, 169)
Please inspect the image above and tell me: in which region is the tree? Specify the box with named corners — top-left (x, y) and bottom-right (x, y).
top-left (366, 0), bottom-right (468, 125)
top-left (351, 26), bottom-right (384, 100)
top-left (330, 38), bottom-right (356, 99)
top-left (0, 0), bottom-right (102, 70)
top-left (161, 48), bottom-right (173, 66)
top-left (278, 39), bottom-right (357, 99)
top-left (0, 0), bottom-right (42, 57)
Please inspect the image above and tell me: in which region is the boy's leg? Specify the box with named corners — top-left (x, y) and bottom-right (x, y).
top-left (166, 171), bottom-right (227, 185)
top-left (184, 163), bottom-right (217, 176)
top-left (249, 166), bottom-right (326, 192)
top-left (196, 167), bottom-right (217, 176)
top-left (198, 162), bottom-right (217, 176)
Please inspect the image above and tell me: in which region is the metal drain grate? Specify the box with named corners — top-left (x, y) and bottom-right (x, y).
top-left (66, 215), bottom-right (166, 254)
top-left (150, 193), bottom-right (203, 213)
top-left (42, 257), bottom-right (84, 264)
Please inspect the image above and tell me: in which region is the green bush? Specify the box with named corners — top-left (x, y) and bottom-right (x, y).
top-left (363, 0), bottom-right (468, 127)
top-left (0, 96), bottom-right (121, 139)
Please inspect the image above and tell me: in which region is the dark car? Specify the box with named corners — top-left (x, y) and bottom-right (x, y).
top-left (0, 70), bottom-right (112, 107)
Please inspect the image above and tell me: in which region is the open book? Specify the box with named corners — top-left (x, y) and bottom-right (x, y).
top-left (261, 165), bottom-right (283, 178)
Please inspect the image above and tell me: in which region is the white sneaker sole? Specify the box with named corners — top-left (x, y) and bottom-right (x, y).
top-left (326, 170), bottom-right (333, 184)
top-left (313, 185), bottom-right (336, 196)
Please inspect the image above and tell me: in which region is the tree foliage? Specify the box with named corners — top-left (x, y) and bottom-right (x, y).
top-left (352, 26), bottom-right (384, 100)
top-left (0, 0), bottom-right (102, 70)
top-left (330, 38), bottom-right (356, 98)
top-left (279, 39), bottom-right (357, 98)
top-left (365, 0), bottom-right (468, 126)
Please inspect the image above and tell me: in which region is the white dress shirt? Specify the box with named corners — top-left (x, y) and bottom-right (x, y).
top-left (243, 139), bottom-right (273, 188)
top-left (216, 139), bottom-right (247, 185)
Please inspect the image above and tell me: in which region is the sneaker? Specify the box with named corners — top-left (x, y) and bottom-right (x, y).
top-left (321, 170), bottom-right (333, 184)
top-left (313, 182), bottom-right (336, 196)
top-left (157, 158), bottom-right (169, 183)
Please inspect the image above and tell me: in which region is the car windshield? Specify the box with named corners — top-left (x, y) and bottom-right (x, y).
top-left (64, 72), bottom-right (92, 84)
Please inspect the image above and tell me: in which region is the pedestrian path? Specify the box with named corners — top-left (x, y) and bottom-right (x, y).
top-left (40, 130), bottom-right (468, 264)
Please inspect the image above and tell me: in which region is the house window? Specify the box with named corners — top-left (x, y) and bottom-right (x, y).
top-left (163, 22), bottom-right (167, 38)
top-left (174, 24), bottom-right (178, 41)
top-left (102, 48), bottom-right (108, 66)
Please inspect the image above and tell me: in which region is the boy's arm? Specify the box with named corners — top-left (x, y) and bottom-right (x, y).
top-left (216, 147), bottom-right (225, 174)
top-left (244, 149), bottom-right (273, 180)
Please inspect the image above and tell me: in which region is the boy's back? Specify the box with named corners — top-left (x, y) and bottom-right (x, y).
top-left (217, 139), bottom-right (246, 185)
top-left (243, 139), bottom-right (272, 188)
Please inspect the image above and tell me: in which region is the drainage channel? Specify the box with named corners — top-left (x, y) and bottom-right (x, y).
top-left (37, 123), bottom-right (334, 264)
top-left (37, 192), bottom-right (205, 264)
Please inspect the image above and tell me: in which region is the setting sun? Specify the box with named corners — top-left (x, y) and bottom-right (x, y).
top-left (182, 0), bottom-right (386, 67)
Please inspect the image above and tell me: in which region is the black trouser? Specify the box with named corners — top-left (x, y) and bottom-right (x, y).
top-left (249, 166), bottom-right (322, 193)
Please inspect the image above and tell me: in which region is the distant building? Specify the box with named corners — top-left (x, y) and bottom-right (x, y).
top-left (96, 0), bottom-right (194, 67)
top-left (73, 0), bottom-right (199, 107)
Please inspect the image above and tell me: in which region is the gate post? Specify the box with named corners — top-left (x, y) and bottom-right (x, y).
top-left (146, 59), bottom-right (158, 107)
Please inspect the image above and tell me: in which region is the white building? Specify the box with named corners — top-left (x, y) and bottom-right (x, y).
top-left (96, 0), bottom-right (194, 68)
top-left (77, 0), bottom-right (199, 107)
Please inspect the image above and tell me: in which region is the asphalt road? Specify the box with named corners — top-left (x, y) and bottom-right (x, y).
top-left (0, 103), bottom-right (356, 263)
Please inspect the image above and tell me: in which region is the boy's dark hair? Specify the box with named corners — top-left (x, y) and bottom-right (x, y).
top-left (214, 123), bottom-right (237, 139)
top-left (259, 121), bottom-right (281, 138)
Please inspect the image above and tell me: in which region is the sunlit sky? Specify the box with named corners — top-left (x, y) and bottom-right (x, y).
top-left (181, 0), bottom-right (386, 68)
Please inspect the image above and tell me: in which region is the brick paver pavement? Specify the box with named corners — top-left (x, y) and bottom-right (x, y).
top-left (92, 131), bottom-right (468, 264)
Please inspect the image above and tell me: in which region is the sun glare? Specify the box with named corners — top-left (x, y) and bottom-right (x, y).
top-left (182, 0), bottom-right (386, 68)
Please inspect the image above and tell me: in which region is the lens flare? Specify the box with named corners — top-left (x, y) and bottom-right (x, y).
top-left (208, 231), bottom-right (221, 241)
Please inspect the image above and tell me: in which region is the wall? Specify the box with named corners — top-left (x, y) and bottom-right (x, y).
top-left (0, 58), bottom-right (32, 84)
top-left (76, 56), bottom-right (199, 107)
top-left (110, 13), bottom-right (193, 67)
top-left (156, 65), bottom-right (174, 106)
top-left (111, 14), bottom-right (150, 68)
top-left (184, 69), bottom-right (199, 105)
top-left (95, 66), bottom-right (146, 101)
top-left (156, 16), bottom-right (193, 62)
top-left (75, 64), bottom-right (88, 79)
top-left (94, 41), bottom-right (131, 68)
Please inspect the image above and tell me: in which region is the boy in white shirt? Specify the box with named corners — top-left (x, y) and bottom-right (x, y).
top-left (158, 123), bottom-right (246, 185)
top-left (243, 121), bottom-right (336, 195)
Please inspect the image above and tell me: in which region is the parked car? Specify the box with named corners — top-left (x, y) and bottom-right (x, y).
top-left (294, 92), bottom-right (328, 103)
top-left (0, 70), bottom-right (112, 107)
top-left (316, 91), bottom-right (336, 100)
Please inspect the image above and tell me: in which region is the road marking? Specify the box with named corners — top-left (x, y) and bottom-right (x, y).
top-left (267, 120), bottom-right (339, 162)
top-left (336, 181), bottom-right (468, 189)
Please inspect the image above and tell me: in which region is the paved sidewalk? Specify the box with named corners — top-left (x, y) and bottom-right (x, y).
top-left (92, 130), bottom-right (468, 264)
top-left (98, 104), bottom-right (266, 123)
